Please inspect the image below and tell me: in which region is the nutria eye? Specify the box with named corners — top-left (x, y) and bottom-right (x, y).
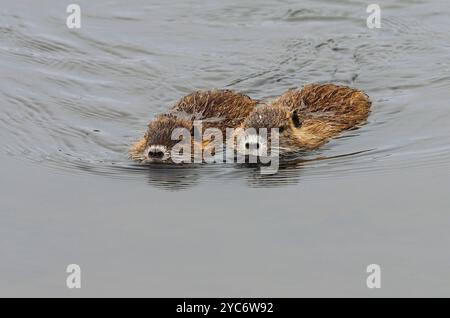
top-left (292, 110), bottom-right (302, 128)
top-left (278, 127), bottom-right (285, 133)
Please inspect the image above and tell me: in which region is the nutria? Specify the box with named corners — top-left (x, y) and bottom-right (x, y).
top-left (235, 83), bottom-right (371, 155)
top-left (130, 89), bottom-right (258, 162)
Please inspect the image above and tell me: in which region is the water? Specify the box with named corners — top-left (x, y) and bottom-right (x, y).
top-left (1, 0), bottom-right (450, 296)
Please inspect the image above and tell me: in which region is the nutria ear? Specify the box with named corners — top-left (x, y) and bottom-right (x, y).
top-left (291, 110), bottom-right (302, 128)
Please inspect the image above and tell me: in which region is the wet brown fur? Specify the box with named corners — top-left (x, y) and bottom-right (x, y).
top-left (130, 89), bottom-right (258, 160)
top-left (169, 89), bottom-right (258, 132)
top-left (240, 83), bottom-right (371, 151)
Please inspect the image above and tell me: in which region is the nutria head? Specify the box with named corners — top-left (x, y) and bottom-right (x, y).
top-left (130, 114), bottom-right (193, 163)
top-left (234, 104), bottom-right (303, 156)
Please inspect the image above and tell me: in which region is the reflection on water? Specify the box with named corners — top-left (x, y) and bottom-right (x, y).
top-left (1, 0), bottom-right (450, 190)
top-left (96, 147), bottom-right (382, 190)
top-left (143, 164), bottom-right (202, 191)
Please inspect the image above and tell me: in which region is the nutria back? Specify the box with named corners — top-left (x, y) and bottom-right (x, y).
top-left (170, 89), bottom-right (258, 132)
top-left (272, 83), bottom-right (371, 129)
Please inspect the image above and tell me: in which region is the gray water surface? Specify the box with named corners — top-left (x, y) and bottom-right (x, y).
top-left (1, 0), bottom-right (450, 297)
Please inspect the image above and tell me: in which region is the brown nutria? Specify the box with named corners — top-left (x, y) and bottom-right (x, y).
top-left (235, 83), bottom-right (371, 155)
top-left (130, 89), bottom-right (258, 162)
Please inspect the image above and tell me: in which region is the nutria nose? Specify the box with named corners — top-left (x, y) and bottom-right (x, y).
top-left (148, 150), bottom-right (164, 158)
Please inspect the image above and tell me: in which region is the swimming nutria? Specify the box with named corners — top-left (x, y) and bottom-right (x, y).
top-left (130, 89), bottom-right (258, 162)
top-left (235, 83), bottom-right (371, 155)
